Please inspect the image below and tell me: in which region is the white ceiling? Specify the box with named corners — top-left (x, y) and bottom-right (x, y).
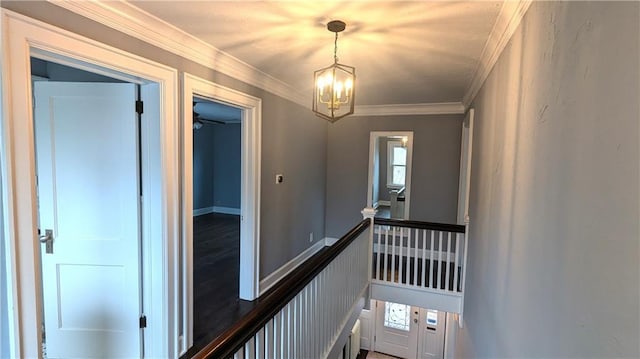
top-left (129, 1), bottom-right (503, 106)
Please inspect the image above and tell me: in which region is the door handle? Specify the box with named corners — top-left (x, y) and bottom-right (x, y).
top-left (39, 229), bottom-right (54, 254)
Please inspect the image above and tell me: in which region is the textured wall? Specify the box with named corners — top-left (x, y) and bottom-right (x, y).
top-left (2, 1), bottom-right (328, 279)
top-left (325, 114), bottom-right (462, 238)
top-left (458, 2), bottom-right (639, 357)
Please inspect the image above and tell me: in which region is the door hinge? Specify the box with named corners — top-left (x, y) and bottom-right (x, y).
top-left (136, 100), bottom-right (144, 115)
top-left (139, 315), bottom-right (147, 329)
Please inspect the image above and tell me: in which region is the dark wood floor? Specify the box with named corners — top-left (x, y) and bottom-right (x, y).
top-left (188, 212), bottom-right (256, 356)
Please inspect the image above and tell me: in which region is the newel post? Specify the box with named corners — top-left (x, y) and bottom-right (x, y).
top-left (361, 207), bottom-right (376, 309)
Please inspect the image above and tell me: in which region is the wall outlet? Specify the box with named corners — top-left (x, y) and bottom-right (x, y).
top-left (275, 174), bottom-right (284, 184)
top-left (309, 232), bottom-right (314, 243)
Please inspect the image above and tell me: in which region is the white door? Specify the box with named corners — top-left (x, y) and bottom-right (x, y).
top-left (34, 82), bottom-right (142, 358)
top-left (374, 301), bottom-right (446, 359)
top-left (417, 309), bottom-right (445, 359)
top-left (374, 301), bottom-right (419, 359)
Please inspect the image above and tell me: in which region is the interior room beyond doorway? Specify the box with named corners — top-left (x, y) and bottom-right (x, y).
top-left (191, 97), bottom-right (251, 350)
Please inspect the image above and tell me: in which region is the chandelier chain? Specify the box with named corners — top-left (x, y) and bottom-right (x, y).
top-left (334, 31), bottom-right (339, 64)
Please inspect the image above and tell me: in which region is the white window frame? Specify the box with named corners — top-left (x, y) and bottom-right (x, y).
top-left (387, 140), bottom-right (407, 189)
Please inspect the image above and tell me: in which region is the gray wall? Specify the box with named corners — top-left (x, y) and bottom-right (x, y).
top-left (211, 123), bottom-right (241, 209)
top-left (325, 115), bottom-right (462, 238)
top-left (2, 1), bottom-right (328, 278)
top-left (193, 122), bottom-right (241, 211)
top-left (458, 2), bottom-right (639, 357)
top-left (193, 124), bottom-right (216, 210)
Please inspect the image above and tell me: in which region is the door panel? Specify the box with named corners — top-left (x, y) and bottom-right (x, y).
top-left (418, 309), bottom-right (445, 359)
top-left (374, 301), bottom-right (446, 359)
top-left (374, 301), bottom-right (418, 359)
top-left (34, 82), bottom-right (141, 358)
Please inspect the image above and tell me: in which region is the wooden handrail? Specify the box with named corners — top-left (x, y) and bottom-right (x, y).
top-left (192, 218), bottom-right (371, 359)
top-left (374, 217), bottom-right (465, 233)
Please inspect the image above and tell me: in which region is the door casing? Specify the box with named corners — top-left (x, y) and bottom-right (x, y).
top-left (1, 10), bottom-right (180, 358)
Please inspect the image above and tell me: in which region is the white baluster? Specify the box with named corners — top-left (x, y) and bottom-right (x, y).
top-left (391, 227), bottom-right (397, 283)
top-left (454, 232), bottom-right (460, 293)
top-left (446, 232), bottom-right (452, 291)
top-left (383, 228), bottom-right (389, 282)
top-left (438, 231), bottom-right (443, 290)
top-left (413, 228), bottom-right (419, 286)
top-left (375, 229), bottom-right (381, 280)
top-left (421, 229), bottom-right (427, 287)
top-left (429, 230), bottom-right (435, 288)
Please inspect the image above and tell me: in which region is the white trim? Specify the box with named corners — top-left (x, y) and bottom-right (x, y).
top-left (1, 9), bottom-right (180, 358)
top-left (258, 240), bottom-right (325, 295)
top-left (192, 207), bottom-right (214, 216)
top-left (354, 102), bottom-right (465, 117)
top-left (193, 206), bottom-right (241, 216)
top-left (371, 281), bottom-right (463, 314)
top-left (324, 237), bottom-right (340, 246)
top-left (182, 72), bottom-right (261, 350)
top-left (213, 206), bottom-right (241, 216)
top-left (367, 132), bottom-right (413, 220)
top-left (462, 1), bottom-right (533, 106)
top-left (48, 0), bottom-right (307, 108)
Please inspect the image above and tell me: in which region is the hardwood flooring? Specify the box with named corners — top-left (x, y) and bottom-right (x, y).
top-left (187, 212), bottom-right (256, 356)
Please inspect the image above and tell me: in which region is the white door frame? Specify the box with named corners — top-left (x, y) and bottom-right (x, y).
top-left (0, 10), bottom-right (180, 358)
top-left (181, 73), bottom-right (262, 349)
top-left (367, 131), bottom-right (414, 219)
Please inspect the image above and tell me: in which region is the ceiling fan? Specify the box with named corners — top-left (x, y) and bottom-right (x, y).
top-left (193, 101), bottom-right (225, 130)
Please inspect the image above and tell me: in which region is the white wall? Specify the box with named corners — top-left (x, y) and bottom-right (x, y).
top-left (458, 2), bottom-right (639, 357)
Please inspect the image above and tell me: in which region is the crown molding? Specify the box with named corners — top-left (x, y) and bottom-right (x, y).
top-left (462, 0), bottom-right (533, 107)
top-left (47, 0), bottom-right (308, 108)
top-left (353, 102), bottom-right (465, 117)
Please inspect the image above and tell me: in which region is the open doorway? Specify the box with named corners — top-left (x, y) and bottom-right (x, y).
top-left (191, 97), bottom-right (245, 348)
top-left (181, 73), bottom-right (262, 353)
top-left (2, 13), bottom-right (180, 357)
top-left (367, 132), bottom-right (414, 219)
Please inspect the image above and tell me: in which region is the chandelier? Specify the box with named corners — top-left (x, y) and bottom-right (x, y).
top-left (312, 20), bottom-right (356, 123)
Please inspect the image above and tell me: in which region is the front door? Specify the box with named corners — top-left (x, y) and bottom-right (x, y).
top-left (374, 301), bottom-right (445, 359)
top-left (34, 82), bottom-right (142, 358)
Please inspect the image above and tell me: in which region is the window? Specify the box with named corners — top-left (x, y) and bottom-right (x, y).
top-left (387, 140), bottom-right (407, 188)
top-left (384, 301), bottom-right (411, 331)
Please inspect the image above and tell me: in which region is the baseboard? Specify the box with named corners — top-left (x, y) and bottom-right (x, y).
top-left (212, 206), bottom-right (241, 215)
top-left (259, 240), bottom-right (325, 295)
top-left (193, 206), bottom-right (214, 216)
top-left (193, 206), bottom-right (240, 216)
top-left (324, 237), bottom-right (340, 246)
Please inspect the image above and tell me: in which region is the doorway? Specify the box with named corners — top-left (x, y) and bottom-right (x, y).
top-left (367, 132), bottom-right (414, 219)
top-left (373, 300), bottom-right (445, 359)
top-left (2, 13), bottom-right (180, 358)
top-left (181, 73), bottom-right (262, 352)
top-left (191, 97), bottom-right (244, 348)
